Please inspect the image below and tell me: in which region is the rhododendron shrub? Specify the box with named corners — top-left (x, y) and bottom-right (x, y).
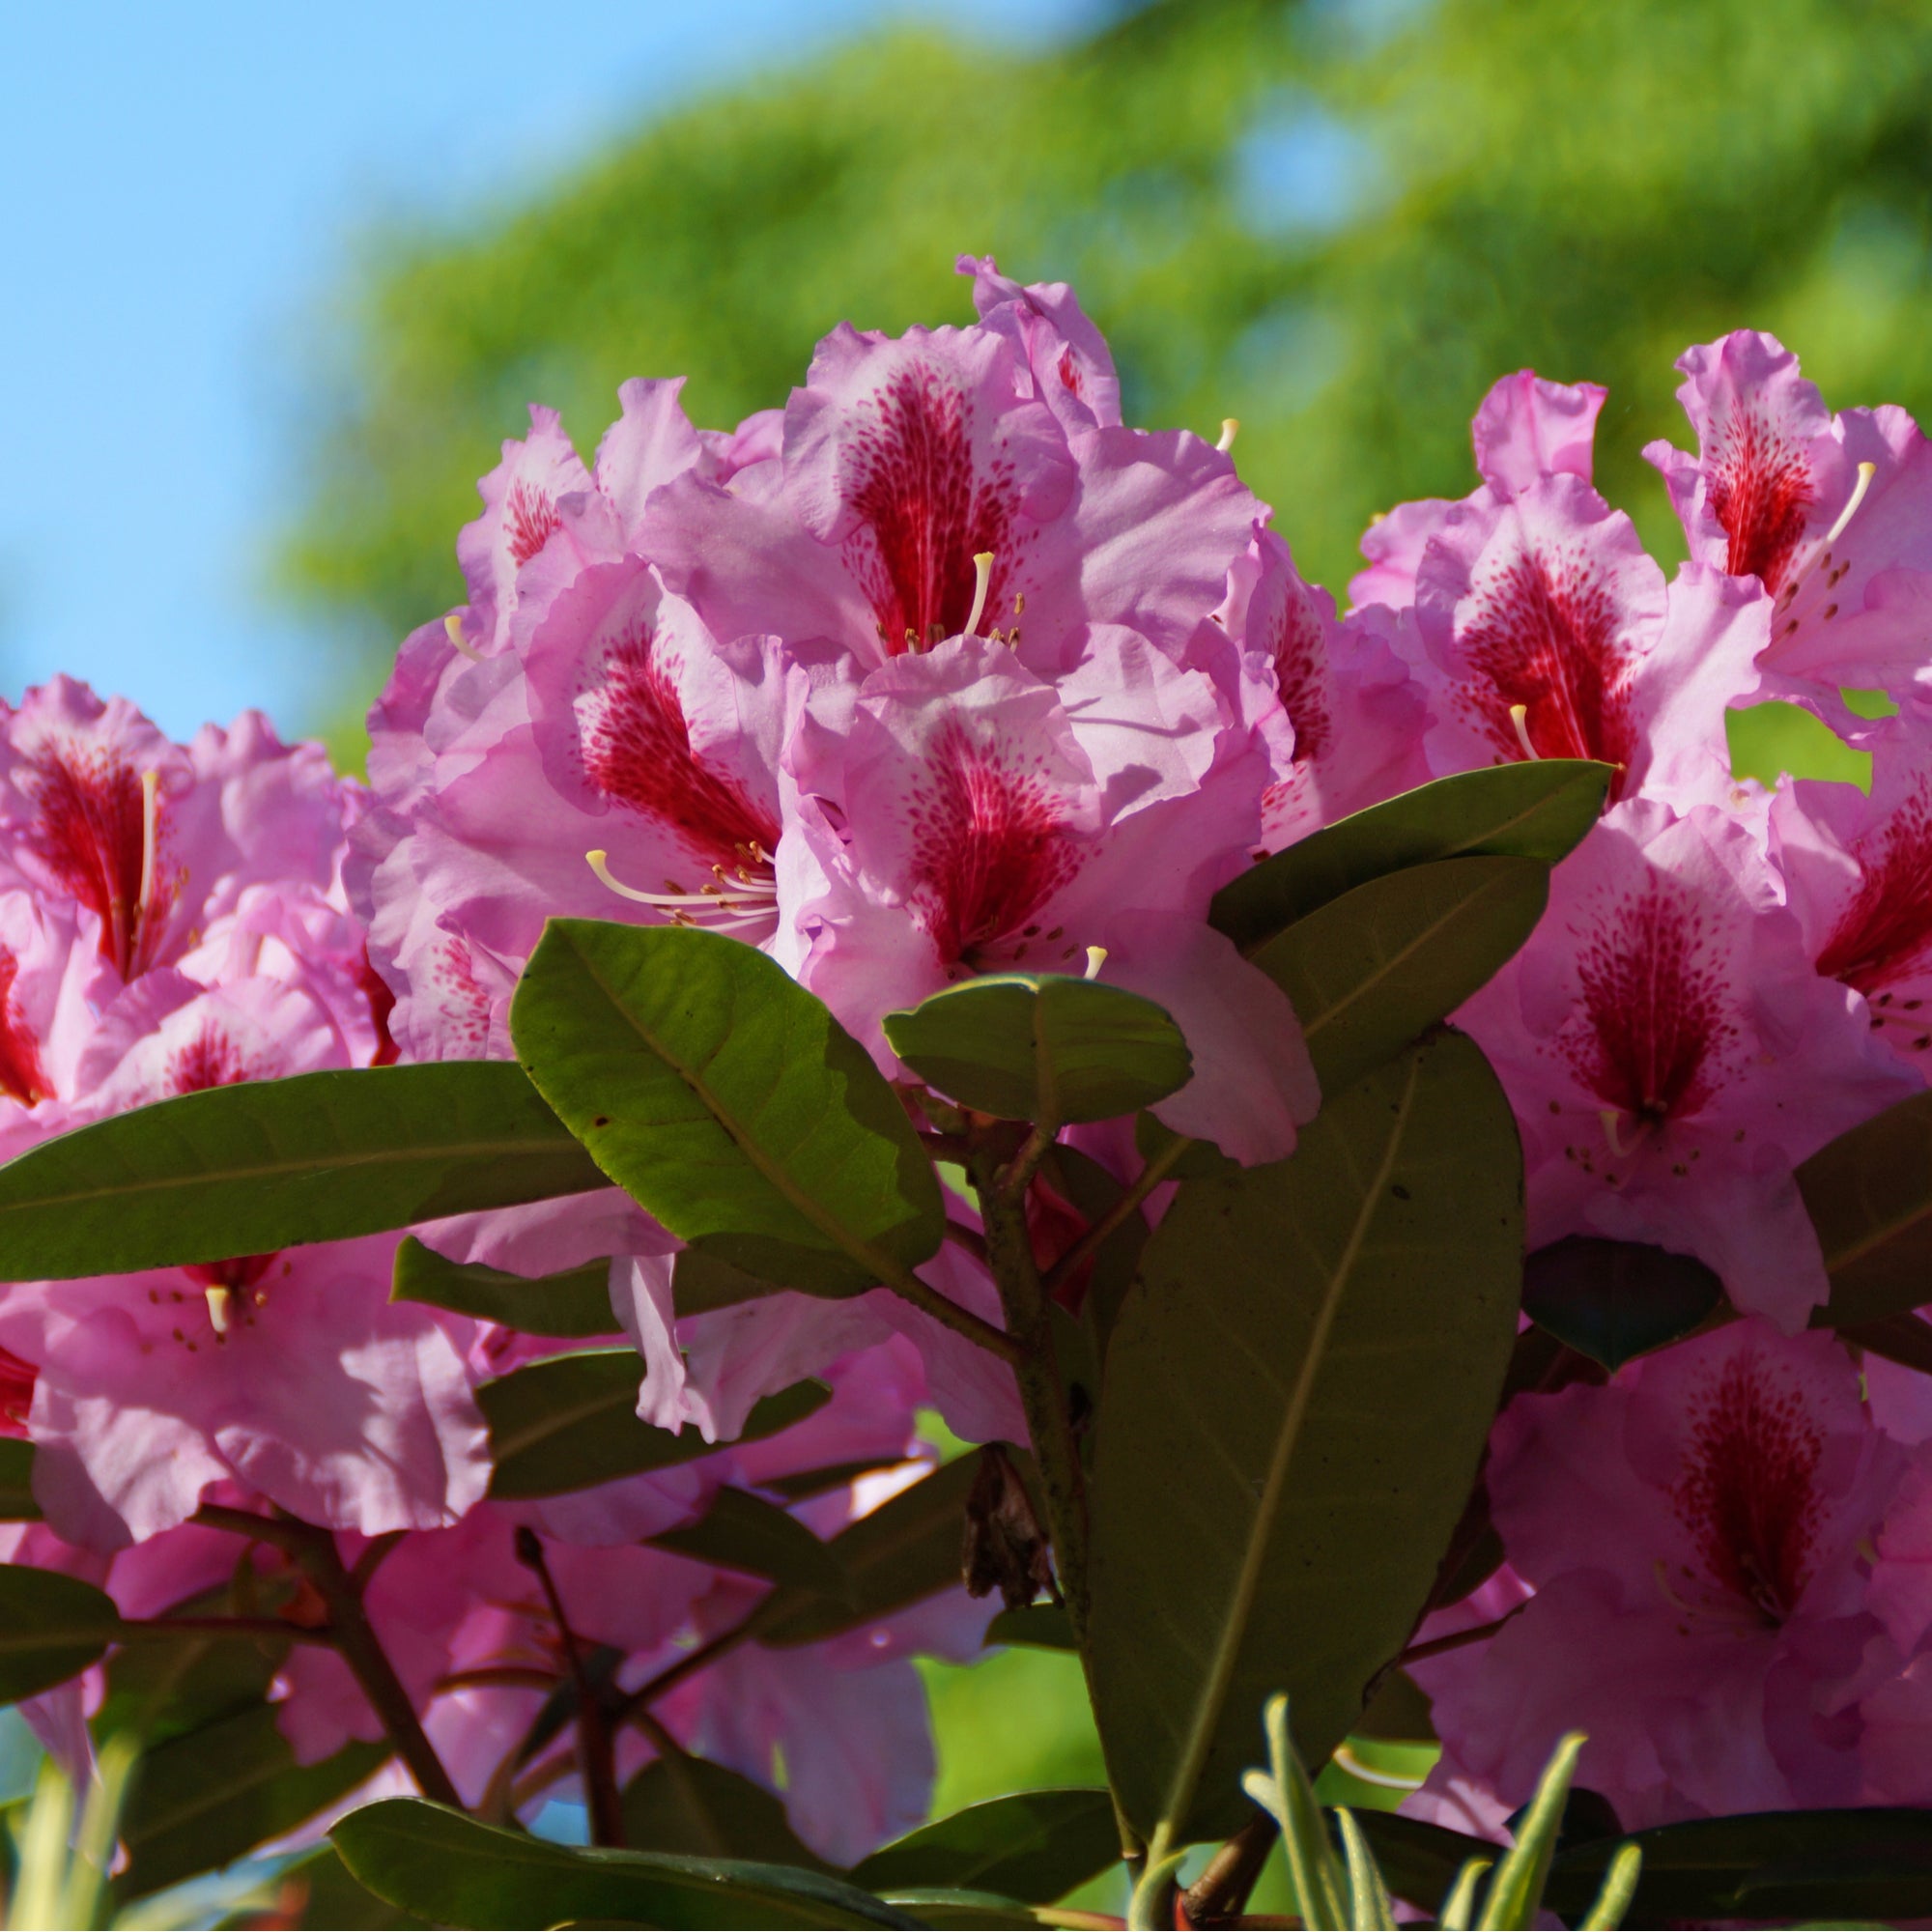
top-left (6, 276), bottom-right (1932, 1928)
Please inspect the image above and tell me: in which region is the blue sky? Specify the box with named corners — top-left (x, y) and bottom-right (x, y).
top-left (0, 1), bottom-right (1100, 743)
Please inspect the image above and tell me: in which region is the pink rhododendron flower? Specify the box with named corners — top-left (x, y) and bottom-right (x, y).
top-left (1773, 695), bottom-right (1932, 1078)
top-left (1350, 371), bottom-right (1606, 612)
top-left (647, 280), bottom-right (1262, 677)
top-left (1217, 530), bottom-right (1428, 848)
top-left (1645, 330), bottom-right (1932, 697)
top-left (1412, 1321), bottom-right (1907, 1829)
top-left (779, 629), bottom-right (1317, 1163)
top-left (1456, 798), bottom-right (1916, 1327)
top-left (1404, 488), bottom-right (1768, 807)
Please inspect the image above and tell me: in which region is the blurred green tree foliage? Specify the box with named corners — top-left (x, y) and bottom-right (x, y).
top-left (281, 0), bottom-right (1932, 710)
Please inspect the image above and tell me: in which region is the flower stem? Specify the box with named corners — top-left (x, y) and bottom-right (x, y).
top-left (1041, 1133), bottom-right (1192, 1297)
top-left (193, 1504), bottom-right (463, 1810)
top-left (970, 1151), bottom-right (1094, 1649)
top-left (880, 1262), bottom-right (1025, 1365)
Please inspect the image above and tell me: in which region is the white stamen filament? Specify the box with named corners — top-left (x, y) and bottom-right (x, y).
top-left (964, 553), bottom-right (995, 639)
top-left (1600, 1108), bottom-right (1628, 1157)
top-left (138, 770), bottom-right (161, 914)
top-left (205, 1286), bottom-right (232, 1337)
top-left (585, 849), bottom-right (777, 912)
top-left (1083, 945), bottom-right (1108, 980)
top-left (1509, 703), bottom-right (1539, 761)
top-left (444, 611), bottom-right (484, 664)
top-left (1216, 417), bottom-right (1240, 454)
top-left (1825, 461), bottom-right (1878, 549)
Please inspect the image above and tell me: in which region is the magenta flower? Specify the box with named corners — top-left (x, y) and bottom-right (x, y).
top-left (1456, 798), bottom-right (1915, 1327)
top-left (779, 629), bottom-right (1317, 1163)
top-left (1413, 1321), bottom-right (1906, 1829)
top-left (647, 291), bottom-right (1262, 677)
top-left (1773, 696), bottom-right (1932, 1078)
top-left (1645, 330), bottom-right (1932, 697)
top-left (1217, 529), bottom-right (1429, 847)
top-left (1404, 482), bottom-right (1767, 807)
top-left (1350, 370), bottom-right (1607, 612)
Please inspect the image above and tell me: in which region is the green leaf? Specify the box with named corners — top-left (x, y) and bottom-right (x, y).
top-left (237, 1845), bottom-right (429, 1930)
top-left (760, 1452), bottom-right (981, 1647)
top-left (391, 1236), bottom-right (615, 1336)
top-left (870, 1889), bottom-right (1046, 1928)
top-left (1544, 1806), bottom-right (1932, 1924)
top-left (1086, 1031), bottom-right (1524, 1842)
top-left (649, 1488), bottom-right (850, 1596)
top-left (0, 1064), bottom-right (605, 1279)
top-left (1839, 1310), bottom-right (1932, 1376)
top-left (1352, 1811), bottom-right (1494, 1920)
top-left (1521, 1237), bottom-right (1722, 1372)
top-left (882, 973), bottom-right (1191, 1125)
top-left (983, 1603), bottom-right (1076, 1651)
top-left (0, 1441), bottom-right (39, 1520)
top-left (1479, 1732), bottom-right (1583, 1927)
top-left (114, 1705), bottom-right (387, 1900)
top-left (96, 1585), bottom-right (287, 1747)
top-left (1210, 761), bottom-right (1609, 952)
top-left (674, 1247), bottom-right (783, 1316)
top-left (331, 1797), bottom-right (920, 1929)
top-left (854, 1790), bottom-right (1120, 1904)
top-left (1799, 1088), bottom-right (1932, 1328)
top-left (1248, 857), bottom-right (1550, 1094)
top-left (621, 1754), bottom-right (834, 1871)
top-left (512, 920), bottom-right (944, 1296)
top-left (763, 1456), bottom-right (909, 1502)
top-left (0, 1565), bottom-right (125, 1705)
top-left (481, 1350), bottom-right (830, 1497)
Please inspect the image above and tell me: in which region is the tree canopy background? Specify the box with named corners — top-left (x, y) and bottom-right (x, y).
top-left (272, 0), bottom-right (1932, 1808)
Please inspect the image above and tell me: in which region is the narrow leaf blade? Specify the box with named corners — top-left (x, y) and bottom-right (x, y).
top-left (853, 1790), bottom-right (1120, 1904)
top-left (1210, 761), bottom-right (1609, 951)
top-left (391, 1235), bottom-right (615, 1336)
top-left (0, 1064), bottom-right (605, 1278)
top-left (1799, 1088), bottom-right (1932, 1327)
top-left (649, 1488), bottom-right (849, 1596)
top-left (331, 1796), bottom-right (918, 1929)
top-left (480, 1350), bottom-right (829, 1498)
top-left (0, 1565), bottom-right (125, 1704)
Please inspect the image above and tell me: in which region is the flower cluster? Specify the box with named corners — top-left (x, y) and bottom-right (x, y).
top-left (11, 251), bottom-right (1932, 1869)
top-left (1377, 341), bottom-right (1932, 1833)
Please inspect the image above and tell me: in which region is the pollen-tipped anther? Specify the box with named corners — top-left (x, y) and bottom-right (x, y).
top-left (1216, 417), bottom-right (1239, 454)
top-left (205, 1286), bottom-right (232, 1337)
top-left (1600, 1108), bottom-right (1629, 1157)
top-left (1083, 946), bottom-right (1108, 981)
top-left (1509, 703), bottom-right (1540, 761)
top-left (443, 611), bottom-right (484, 665)
top-left (964, 553), bottom-right (995, 639)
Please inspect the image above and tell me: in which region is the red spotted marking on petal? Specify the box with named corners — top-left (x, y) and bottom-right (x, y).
top-left (1673, 1346), bottom-right (1825, 1625)
top-left (1456, 545), bottom-right (1637, 796)
top-left (1057, 346), bottom-right (1084, 402)
top-left (1707, 410), bottom-right (1817, 595)
top-left (580, 627), bottom-right (781, 873)
top-left (0, 1345), bottom-right (33, 1437)
top-left (1816, 784), bottom-right (1932, 1015)
top-left (0, 950), bottom-right (48, 1106)
top-left (433, 935), bottom-right (495, 1056)
top-left (1269, 587), bottom-right (1333, 767)
top-left (505, 481), bottom-right (561, 569)
top-left (1568, 878), bottom-right (1736, 1125)
top-left (17, 742), bottom-right (170, 977)
top-left (908, 722), bottom-right (1082, 968)
top-left (843, 362), bottom-right (1026, 653)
